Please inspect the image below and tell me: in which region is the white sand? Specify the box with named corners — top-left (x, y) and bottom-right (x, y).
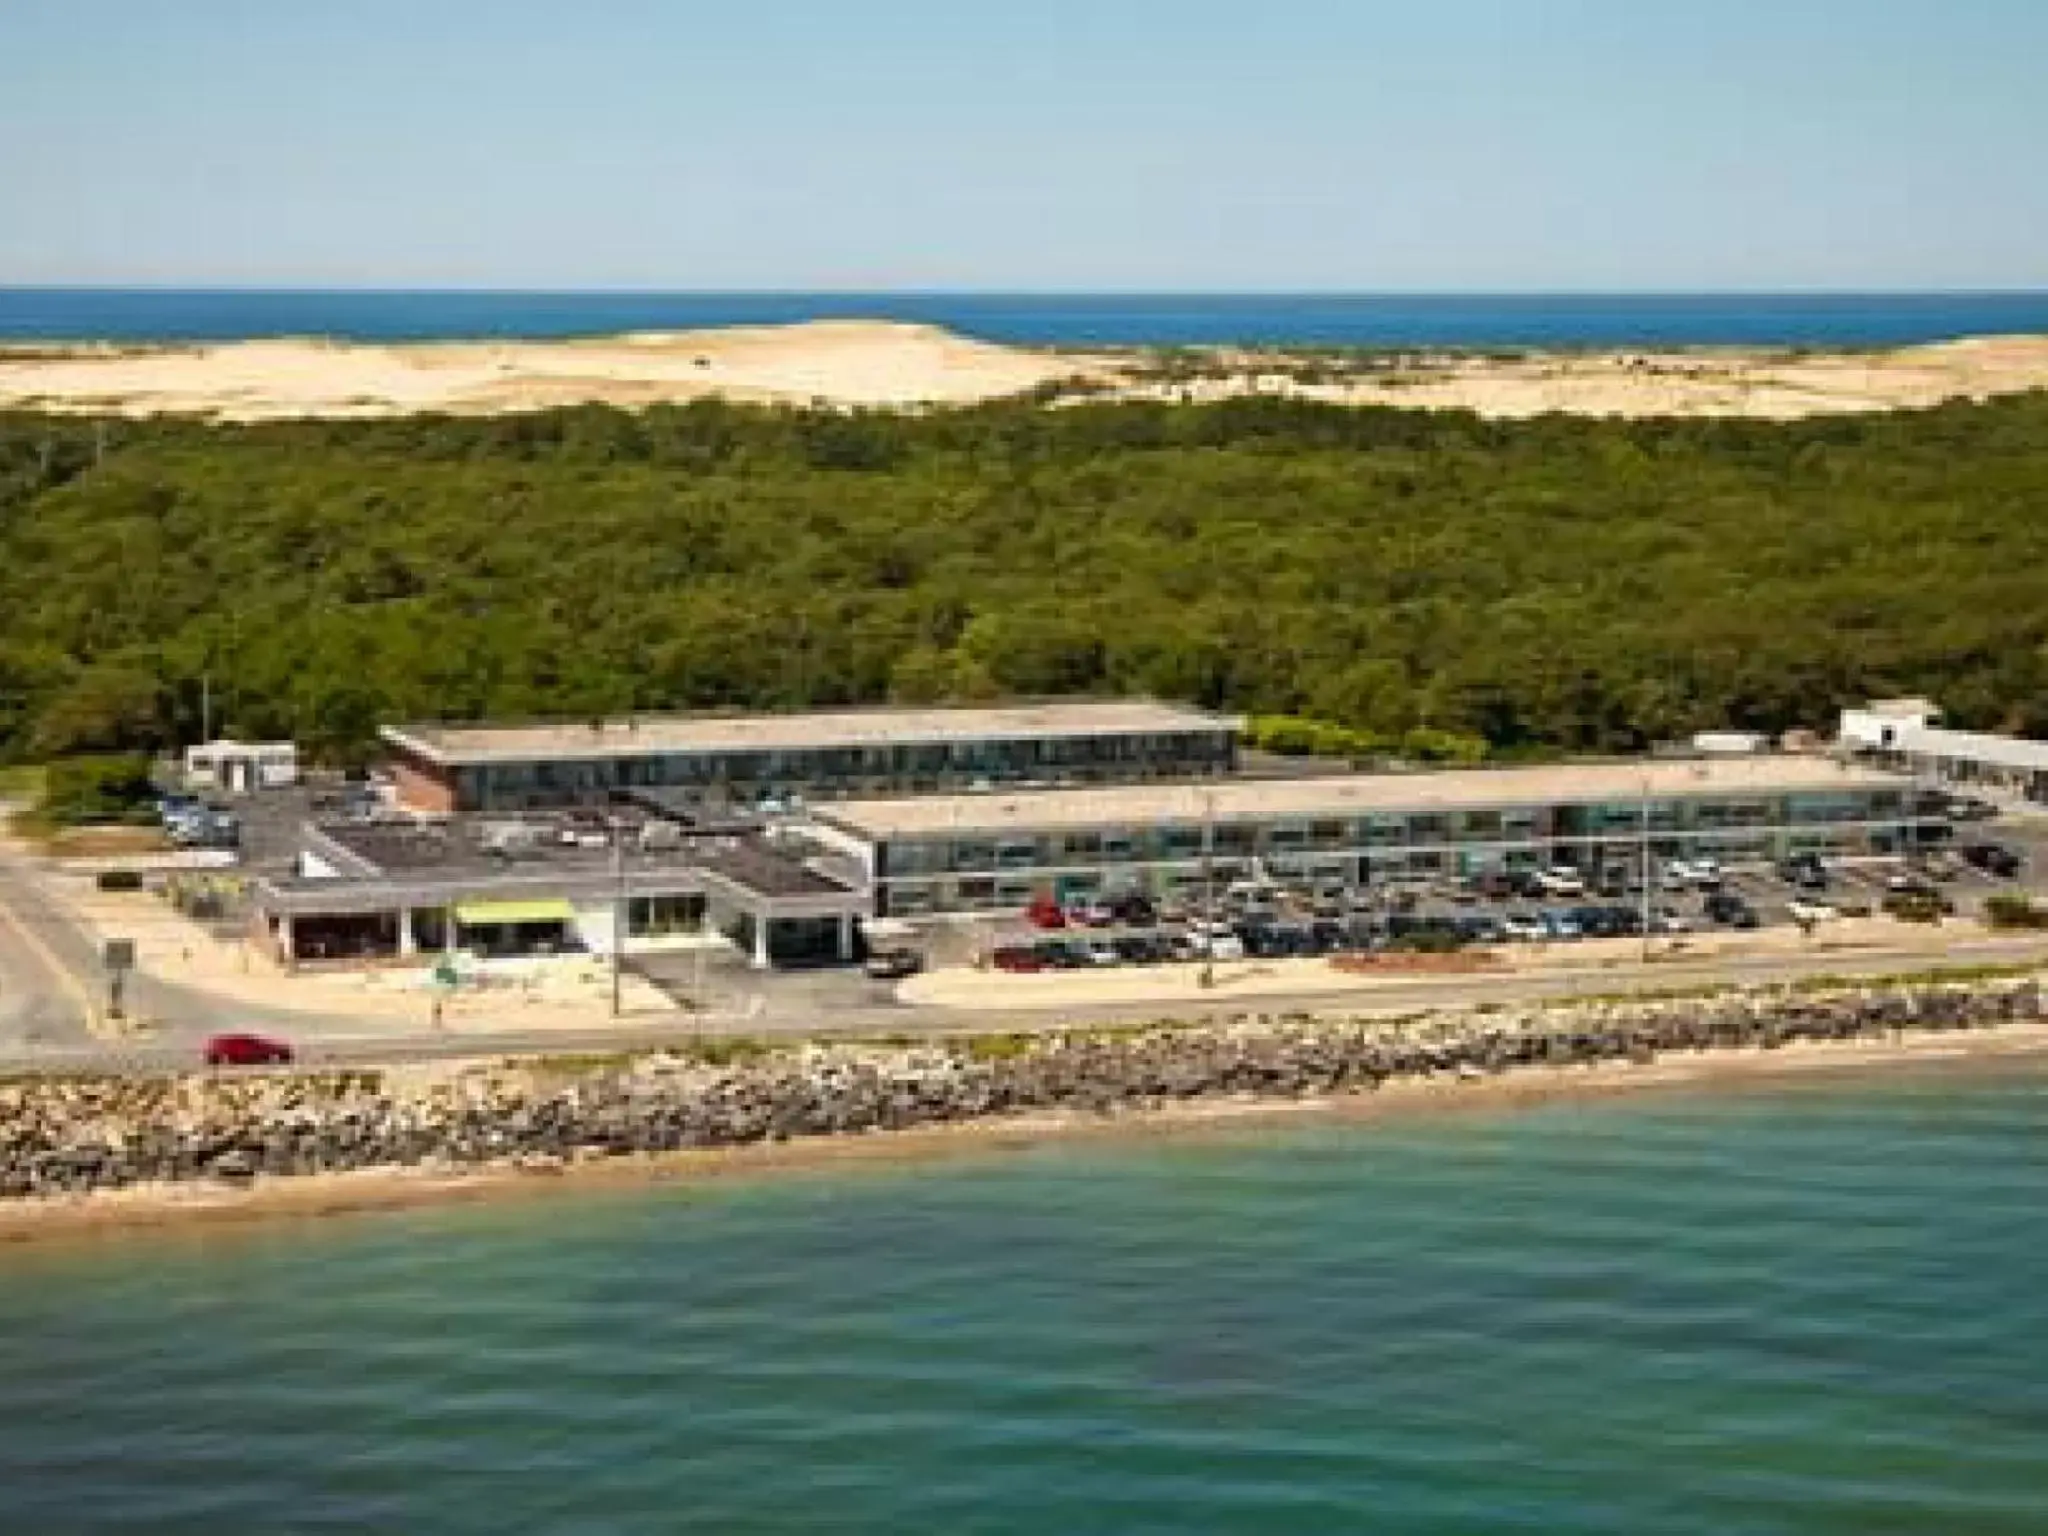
top-left (6, 322), bottom-right (2047, 421)
top-left (0, 321), bottom-right (1104, 420)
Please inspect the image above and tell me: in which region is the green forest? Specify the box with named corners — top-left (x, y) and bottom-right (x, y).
top-left (1, 391), bottom-right (2045, 768)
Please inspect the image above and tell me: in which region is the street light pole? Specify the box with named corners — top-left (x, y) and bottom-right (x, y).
top-left (1200, 788), bottom-right (1217, 989)
top-left (610, 822), bottom-right (626, 1018)
top-left (1639, 776), bottom-right (1653, 965)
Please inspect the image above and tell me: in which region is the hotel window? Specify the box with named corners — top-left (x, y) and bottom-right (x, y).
top-left (1408, 814), bottom-right (1451, 845)
top-left (1310, 819), bottom-right (1350, 850)
top-left (1213, 823), bottom-right (1256, 855)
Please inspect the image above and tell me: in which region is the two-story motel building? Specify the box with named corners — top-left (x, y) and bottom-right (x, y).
top-left (811, 756), bottom-right (1929, 917)
top-left (381, 700), bottom-right (1241, 814)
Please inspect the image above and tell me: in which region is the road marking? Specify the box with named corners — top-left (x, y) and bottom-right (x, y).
top-left (0, 865), bottom-right (108, 1040)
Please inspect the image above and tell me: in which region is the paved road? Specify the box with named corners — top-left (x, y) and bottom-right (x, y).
top-left (0, 839), bottom-right (379, 1061)
top-left (12, 930), bottom-right (2048, 1077)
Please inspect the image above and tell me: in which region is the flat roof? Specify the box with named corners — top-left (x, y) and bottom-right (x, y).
top-left (1887, 725), bottom-right (2048, 775)
top-left (819, 756), bottom-right (1911, 840)
top-left (310, 818), bottom-right (853, 899)
top-left (383, 699), bottom-right (1238, 767)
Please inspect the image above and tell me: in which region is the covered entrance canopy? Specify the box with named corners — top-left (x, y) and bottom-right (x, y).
top-left (454, 897), bottom-right (576, 926)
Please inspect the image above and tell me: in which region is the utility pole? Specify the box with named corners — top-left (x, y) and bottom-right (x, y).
top-left (610, 822), bottom-right (626, 1017)
top-left (200, 672), bottom-right (212, 746)
top-left (1200, 788), bottom-right (1217, 989)
top-left (1639, 777), bottom-right (1654, 964)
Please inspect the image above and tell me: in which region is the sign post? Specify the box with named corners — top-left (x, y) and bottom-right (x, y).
top-left (102, 938), bottom-right (135, 1020)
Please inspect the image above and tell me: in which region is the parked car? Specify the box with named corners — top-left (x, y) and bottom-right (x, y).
top-left (1945, 796), bottom-right (2000, 822)
top-left (1108, 893), bottom-right (1158, 926)
top-left (1778, 855), bottom-right (1830, 891)
top-left (1960, 842), bottom-right (2023, 877)
top-left (1533, 867), bottom-right (1586, 898)
top-left (1704, 892), bottom-right (1760, 928)
top-left (203, 1032), bottom-right (293, 1068)
top-left (1024, 898), bottom-right (1067, 929)
top-left (1472, 871), bottom-right (1516, 900)
top-left (1079, 901), bottom-right (1120, 928)
top-left (1541, 909), bottom-right (1585, 940)
top-left (1666, 858), bottom-right (1723, 890)
top-left (1651, 906), bottom-right (1692, 934)
top-left (1501, 913), bottom-right (1550, 942)
top-left (1787, 898), bottom-right (1840, 925)
top-left (992, 947), bottom-right (1044, 973)
top-left (1083, 940), bottom-right (1122, 967)
top-left (862, 948), bottom-right (924, 981)
top-left (1185, 932), bottom-right (1245, 963)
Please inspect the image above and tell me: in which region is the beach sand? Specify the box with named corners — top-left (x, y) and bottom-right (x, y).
top-left (6, 1019), bottom-right (2045, 1252)
top-left (5, 322), bottom-right (2047, 421)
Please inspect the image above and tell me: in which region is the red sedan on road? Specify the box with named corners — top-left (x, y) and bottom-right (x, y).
top-left (203, 1032), bottom-right (295, 1068)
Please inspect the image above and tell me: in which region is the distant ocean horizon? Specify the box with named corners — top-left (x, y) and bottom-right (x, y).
top-left (5, 288), bottom-right (2048, 349)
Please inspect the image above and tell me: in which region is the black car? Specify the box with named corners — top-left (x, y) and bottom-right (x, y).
top-left (1704, 892), bottom-right (1759, 928)
top-left (862, 948), bottom-right (925, 981)
top-left (1778, 855), bottom-right (1829, 890)
top-left (1961, 842), bottom-right (2023, 877)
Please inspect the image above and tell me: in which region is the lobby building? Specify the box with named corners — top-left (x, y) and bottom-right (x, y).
top-left (250, 812), bottom-right (869, 972)
top-left (380, 699), bottom-right (1241, 814)
top-left (810, 757), bottom-right (1930, 916)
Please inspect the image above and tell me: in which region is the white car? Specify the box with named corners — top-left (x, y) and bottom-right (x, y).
top-left (1533, 868), bottom-right (1585, 897)
top-left (1190, 933), bottom-right (1245, 962)
top-left (1652, 906), bottom-right (1693, 934)
top-left (1502, 913), bottom-right (1550, 942)
top-left (1787, 898), bottom-right (1839, 925)
top-left (1084, 941), bottom-right (1122, 967)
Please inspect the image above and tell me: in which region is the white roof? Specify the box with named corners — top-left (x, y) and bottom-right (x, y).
top-left (383, 700), bottom-right (1237, 766)
top-left (1887, 725), bottom-right (2048, 774)
top-left (820, 756), bottom-right (1906, 840)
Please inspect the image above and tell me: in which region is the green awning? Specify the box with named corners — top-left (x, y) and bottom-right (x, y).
top-left (454, 898), bottom-right (576, 927)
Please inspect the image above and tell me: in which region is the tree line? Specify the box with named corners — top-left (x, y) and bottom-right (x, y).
top-left (1, 390), bottom-right (2045, 769)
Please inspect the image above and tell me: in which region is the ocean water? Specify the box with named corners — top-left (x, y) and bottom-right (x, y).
top-left (3, 1066), bottom-right (2047, 1534)
top-left (4, 289), bottom-right (2048, 348)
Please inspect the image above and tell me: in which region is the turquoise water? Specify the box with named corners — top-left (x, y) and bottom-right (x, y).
top-left (3, 1067), bottom-right (2047, 1533)
top-left (5, 289), bottom-right (2048, 347)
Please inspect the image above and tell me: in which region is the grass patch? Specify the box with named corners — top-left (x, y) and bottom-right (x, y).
top-left (0, 764), bottom-right (48, 802)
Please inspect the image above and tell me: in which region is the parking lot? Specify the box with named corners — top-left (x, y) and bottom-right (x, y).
top-left (938, 827), bottom-right (2048, 975)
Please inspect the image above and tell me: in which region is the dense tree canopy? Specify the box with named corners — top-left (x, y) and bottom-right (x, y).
top-left (1, 392), bottom-right (2044, 766)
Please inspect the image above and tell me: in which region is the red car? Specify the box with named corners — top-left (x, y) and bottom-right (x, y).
top-left (1024, 899), bottom-right (1066, 930)
top-left (203, 1031), bottom-right (295, 1068)
top-left (991, 947), bottom-right (1045, 973)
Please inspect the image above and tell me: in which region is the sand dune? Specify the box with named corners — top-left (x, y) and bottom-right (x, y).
top-left (0, 320), bottom-right (1103, 421)
top-left (3, 320), bottom-right (2046, 421)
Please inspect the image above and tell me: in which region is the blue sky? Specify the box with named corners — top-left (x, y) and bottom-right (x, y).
top-left (3, 0), bottom-right (2044, 288)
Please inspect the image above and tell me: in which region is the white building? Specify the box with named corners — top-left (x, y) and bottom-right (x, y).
top-left (184, 739), bottom-right (299, 792)
top-left (1838, 700), bottom-right (2048, 805)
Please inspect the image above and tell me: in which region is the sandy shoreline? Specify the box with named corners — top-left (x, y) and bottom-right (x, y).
top-left (5, 321), bottom-right (2048, 420)
top-left (7, 1020), bottom-right (2045, 1254)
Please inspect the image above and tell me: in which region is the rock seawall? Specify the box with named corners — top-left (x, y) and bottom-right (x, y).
top-left (4, 978), bottom-right (2043, 1201)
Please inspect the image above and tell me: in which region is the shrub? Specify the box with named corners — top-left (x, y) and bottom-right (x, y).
top-left (36, 754), bottom-right (158, 827)
top-left (1983, 894), bottom-right (2048, 930)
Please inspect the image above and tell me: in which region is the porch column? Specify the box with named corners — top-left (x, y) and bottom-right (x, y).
top-left (751, 915), bottom-right (772, 971)
top-left (838, 912), bottom-right (855, 961)
top-left (277, 913), bottom-right (296, 968)
top-left (397, 909), bottom-right (416, 958)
